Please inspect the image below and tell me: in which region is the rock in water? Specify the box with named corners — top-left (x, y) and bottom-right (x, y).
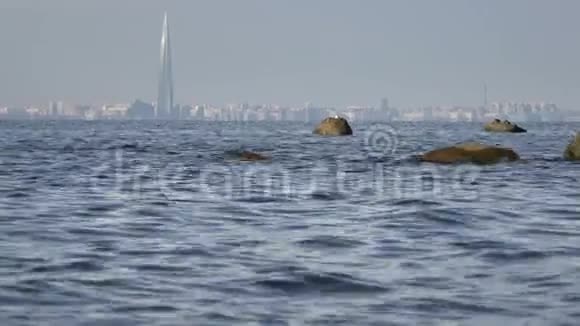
top-left (239, 151), bottom-right (269, 161)
top-left (564, 132), bottom-right (580, 161)
top-left (484, 119), bottom-right (527, 133)
top-left (313, 117), bottom-right (353, 136)
top-left (420, 142), bottom-right (520, 164)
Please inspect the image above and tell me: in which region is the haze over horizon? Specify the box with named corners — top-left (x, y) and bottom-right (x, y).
top-left (0, 0), bottom-right (579, 109)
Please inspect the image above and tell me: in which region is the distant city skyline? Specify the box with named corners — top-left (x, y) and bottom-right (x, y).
top-left (0, 0), bottom-right (579, 109)
top-left (2, 98), bottom-right (576, 122)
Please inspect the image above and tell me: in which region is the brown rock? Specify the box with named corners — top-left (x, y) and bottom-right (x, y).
top-left (420, 142), bottom-right (520, 164)
top-left (313, 116), bottom-right (353, 136)
top-left (484, 119), bottom-right (526, 133)
top-left (564, 132), bottom-right (580, 161)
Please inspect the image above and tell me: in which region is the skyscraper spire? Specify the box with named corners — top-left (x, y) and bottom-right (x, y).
top-left (157, 12), bottom-right (174, 118)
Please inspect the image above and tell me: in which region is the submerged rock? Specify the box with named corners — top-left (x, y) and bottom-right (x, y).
top-left (484, 119), bottom-right (526, 133)
top-left (238, 151), bottom-right (269, 161)
top-left (564, 132), bottom-right (580, 161)
top-left (420, 142), bottom-right (520, 164)
top-left (313, 116), bottom-right (353, 136)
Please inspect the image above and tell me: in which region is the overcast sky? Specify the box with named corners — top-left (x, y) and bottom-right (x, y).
top-left (0, 0), bottom-right (578, 109)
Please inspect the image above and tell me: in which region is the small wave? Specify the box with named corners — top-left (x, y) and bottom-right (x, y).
top-left (254, 271), bottom-right (388, 294)
top-left (28, 260), bottom-right (104, 273)
top-left (70, 278), bottom-right (127, 288)
top-left (450, 240), bottom-right (514, 250)
top-left (85, 203), bottom-right (125, 212)
top-left (535, 207), bottom-right (579, 217)
top-left (295, 235), bottom-right (366, 249)
top-left (232, 196), bottom-right (290, 203)
top-left (103, 143), bottom-right (149, 153)
top-left (416, 209), bottom-right (472, 226)
top-left (254, 264), bottom-right (308, 275)
top-left (133, 208), bottom-right (168, 218)
top-left (402, 276), bottom-right (456, 290)
top-left (66, 227), bottom-right (130, 238)
top-left (197, 312), bottom-right (247, 323)
top-left (514, 228), bottom-right (580, 237)
top-left (310, 191), bottom-right (347, 201)
top-left (464, 273), bottom-right (492, 279)
top-left (562, 294), bottom-right (580, 303)
top-left (119, 247), bottom-right (213, 257)
top-left (131, 263), bottom-right (191, 273)
top-left (408, 297), bottom-right (506, 314)
top-left (112, 304), bottom-right (178, 313)
top-left (5, 191), bottom-right (29, 198)
top-left (392, 198), bottom-right (443, 207)
top-left (479, 249), bottom-right (550, 262)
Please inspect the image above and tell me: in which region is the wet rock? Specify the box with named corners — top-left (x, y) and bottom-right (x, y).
top-left (313, 116), bottom-right (353, 136)
top-left (484, 119), bottom-right (526, 133)
top-left (238, 151), bottom-right (269, 161)
top-left (564, 132), bottom-right (580, 161)
top-left (420, 142), bottom-right (520, 164)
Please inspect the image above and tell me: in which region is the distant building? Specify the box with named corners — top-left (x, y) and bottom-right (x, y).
top-left (101, 104), bottom-right (129, 119)
top-left (48, 101), bottom-right (65, 117)
top-left (127, 100), bottom-right (155, 119)
top-left (25, 107), bottom-right (43, 118)
top-left (156, 12), bottom-right (174, 119)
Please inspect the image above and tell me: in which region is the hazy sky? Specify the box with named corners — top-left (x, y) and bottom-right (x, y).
top-left (0, 0), bottom-right (579, 109)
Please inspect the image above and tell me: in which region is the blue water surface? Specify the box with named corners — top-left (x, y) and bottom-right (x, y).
top-left (0, 120), bottom-right (579, 325)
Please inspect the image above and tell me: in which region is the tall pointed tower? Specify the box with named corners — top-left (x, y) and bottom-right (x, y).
top-left (157, 12), bottom-right (174, 118)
